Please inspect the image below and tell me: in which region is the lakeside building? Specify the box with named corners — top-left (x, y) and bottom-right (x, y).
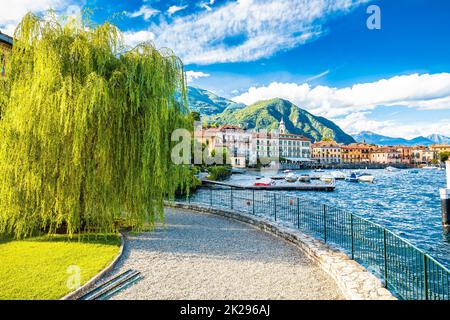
top-left (198, 125), bottom-right (252, 168)
top-left (252, 131), bottom-right (280, 164)
top-left (0, 32), bottom-right (13, 77)
top-left (411, 146), bottom-right (437, 164)
top-left (311, 140), bottom-right (342, 164)
top-left (278, 120), bottom-right (312, 162)
top-left (430, 144), bottom-right (450, 154)
top-left (395, 146), bottom-right (414, 164)
top-left (341, 142), bottom-right (376, 164)
top-left (278, 132), bottom-right (312, 162)
top-left (195, 121), bottom-right (311, 168)
top-left (195, 122), bottom-right (449, 168)
top-left (369, 147), bottom-right (402, 164)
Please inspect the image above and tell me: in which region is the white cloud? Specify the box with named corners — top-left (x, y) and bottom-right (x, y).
top-left (232, 73), bottom-right (450, 118)
top-left (199, 3), bottom-right (212, 12)
top-left (0, 0), bottom-right (76, 36)
top-left (167, 5), bottom-right (189, 16)
top-left (124, 0), bottom-right (367, 65)
top-left (304, 70), bottom-right (330, 82)
top-left (128, 5), bottom-right (159, 20)
top-left (123, 30), bottom-right (156, 46)
top-left (186, 71), bottom-right (210, 83)
top-left (336, 112), bottom-right (450, 139)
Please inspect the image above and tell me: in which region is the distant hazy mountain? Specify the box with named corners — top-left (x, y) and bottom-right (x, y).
top-left (353, 131), bottom-right (439, 146)
top-left (427, 134), bottom-right (450, 144)
top-left (207, 98), bottom-right (355, 144)
top-left (187, 86), bottom-right (245, 115)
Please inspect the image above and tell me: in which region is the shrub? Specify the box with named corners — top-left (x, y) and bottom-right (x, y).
top-left (206, 166), bottom-right (232, 181)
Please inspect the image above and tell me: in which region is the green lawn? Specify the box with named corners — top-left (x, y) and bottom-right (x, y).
top-left (0, 234), bottom-right (121, 300)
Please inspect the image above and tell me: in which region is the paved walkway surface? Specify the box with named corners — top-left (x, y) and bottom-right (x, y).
top-left (106, 207), bottom-right (343, 300)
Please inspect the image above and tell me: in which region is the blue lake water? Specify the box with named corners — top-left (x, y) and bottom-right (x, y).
top-left (226, 168), bottom-right (450, 268)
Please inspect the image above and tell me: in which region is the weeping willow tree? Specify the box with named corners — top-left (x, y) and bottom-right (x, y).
top-left (0, 13), bottom-right (193, 238)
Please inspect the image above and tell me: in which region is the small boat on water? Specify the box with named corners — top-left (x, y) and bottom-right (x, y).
top-left (309, 173), bottom-right (322, 179)
top-left (298, 174), bottom-right (311, 183)
top-left (283, 169), bottom-right (292, 173)
top-left (254, 178), bottom-right (275, 186)
top-left (346, 172), bottom-right (359, 183)
top-left (385, 166), bottom-right (399, 172)
top-left (320, 175), bottom-right (335, 184)
top-left (314, 169), bottom-right (325, 173)
top-left (422, 165), bottom-right (438, 170)
top-left (358, 173), bottom-right (375, 183)
top-left (285, 172), bottom-right (298, 183)
top-left (330, 171), bottom-right (346, 180)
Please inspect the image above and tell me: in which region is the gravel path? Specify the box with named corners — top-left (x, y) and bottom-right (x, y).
top-left (106, 207), bottom-right (343, 300)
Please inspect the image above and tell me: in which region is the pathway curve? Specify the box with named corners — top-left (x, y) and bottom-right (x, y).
top-left (106, 207), bottom-right (343, 300)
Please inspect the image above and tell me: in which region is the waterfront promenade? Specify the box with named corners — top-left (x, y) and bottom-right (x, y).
top-left (105, 207), bottom-right (343, 300)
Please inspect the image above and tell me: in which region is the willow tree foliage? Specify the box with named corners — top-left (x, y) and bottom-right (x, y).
top-left (0, 13), bottom-right (193, 238)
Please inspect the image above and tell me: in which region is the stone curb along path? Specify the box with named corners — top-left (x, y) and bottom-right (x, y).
top-left (169, 202), bottom-right (396, 300)
top-left (60, 233), bottom-right (125, 300)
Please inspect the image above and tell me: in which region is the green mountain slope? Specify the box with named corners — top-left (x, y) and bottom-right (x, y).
top-left (187, 86), bottom-right (245, 115)
top-left (207, 98), bottom-right (355, 144)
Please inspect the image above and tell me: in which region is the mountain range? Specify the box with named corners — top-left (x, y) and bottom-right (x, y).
top-left (187, 86), bottom-right (355, 144)
top-left (187, 86), bottom-right (447, 146)
top-left (187, 86), bottom-right (245, 115)
top-left (353, 131), bottom-right (450, 146)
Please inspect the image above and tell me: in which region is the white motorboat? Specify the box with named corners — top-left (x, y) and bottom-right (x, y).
top-left (285, 172), bottom-right (298, 183)
top-left (283, 169), bottom-right (292, 173)
top-left (320, 175), bottom-right (335, 184)
top-left (330, 171), bottom-right (346, 180)
top-left (298, 174), bottom-right (311, 183)
top-left (358, 173), bottom-right (375, 183)
top-left (385, 166), bottom-right (398, 172)
top-left (314, 169), bottom-right (325, 172)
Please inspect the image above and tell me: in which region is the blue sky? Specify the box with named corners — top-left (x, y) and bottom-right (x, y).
top-left (1, 0), bottom-right (450, 138)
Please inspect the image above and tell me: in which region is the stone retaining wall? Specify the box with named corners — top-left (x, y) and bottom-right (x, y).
top-left (170, 202), bottom-right (396, 300)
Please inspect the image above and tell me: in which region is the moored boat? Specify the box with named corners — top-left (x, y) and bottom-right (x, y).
top-left (320, 175), bottom-right (335, 184)
top-left (346, 172), bottom-right (359, 183)
top-left (298, 174), bottom-right (311, 183)
top-left (358, 173), bottom-right (375, 183)
top-left (385, 166), bottom-right (399, 172)
top-left (285, 172), bottom-right (298, 183)
top-left (330, 171), bottom-right (346, 180)
top-left (254, 178), bottom-right (275, 186)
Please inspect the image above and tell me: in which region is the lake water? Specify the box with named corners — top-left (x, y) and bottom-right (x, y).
top-left (224, 168), bottom-right (450, 268)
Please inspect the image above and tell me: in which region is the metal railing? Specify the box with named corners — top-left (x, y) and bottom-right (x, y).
top-left (175, 186), bottom-right (450, 300)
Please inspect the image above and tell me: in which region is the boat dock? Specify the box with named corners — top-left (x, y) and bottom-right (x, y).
top-left (202, 179), bottom-right (335, 192)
